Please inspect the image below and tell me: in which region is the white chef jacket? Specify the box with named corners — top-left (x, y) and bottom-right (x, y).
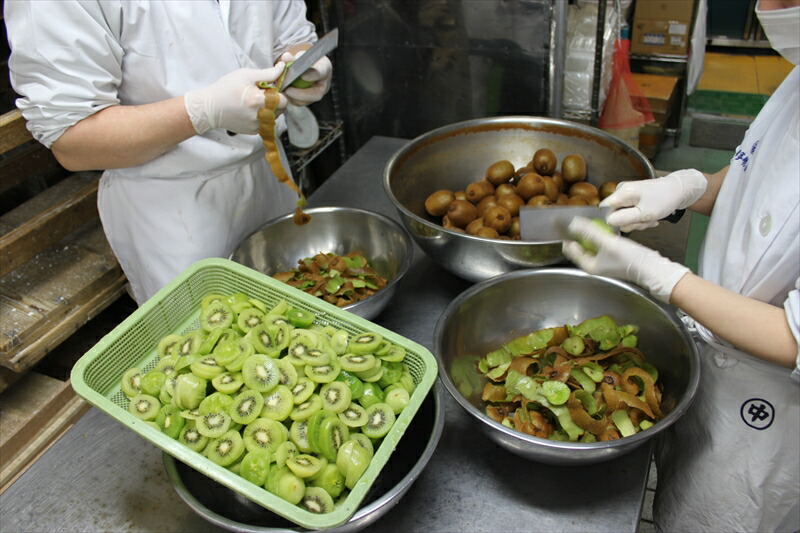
top-left (5, 0), bottom-right (317, 304)
top-left (654, 67), bottom-right (800, 533)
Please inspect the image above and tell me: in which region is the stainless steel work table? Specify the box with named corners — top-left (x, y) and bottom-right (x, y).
top-left (0, 136), bottom-right (653, 532)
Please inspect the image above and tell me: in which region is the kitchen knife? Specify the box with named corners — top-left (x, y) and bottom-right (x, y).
top-left (280, 28), bottom-right (339, 91)
top-left (518, 205), bottom-right (615, 241)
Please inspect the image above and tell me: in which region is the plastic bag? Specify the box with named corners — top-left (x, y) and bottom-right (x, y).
top-left (598, 38), bottom-right (654, 131)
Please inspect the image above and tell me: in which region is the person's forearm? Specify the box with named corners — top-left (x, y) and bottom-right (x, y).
top-left (670, 272), bottom-right (798, 368)
top-left (688, 166), bottom-right (729, 216)
top-left (51, 96), bottom-right (196, 171)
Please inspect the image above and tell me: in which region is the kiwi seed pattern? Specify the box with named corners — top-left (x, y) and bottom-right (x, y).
top-left (121, 292), bottom-right (417, 515)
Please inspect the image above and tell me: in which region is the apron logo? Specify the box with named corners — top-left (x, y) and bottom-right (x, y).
top-left (740, 398), bottom-right (775, 430)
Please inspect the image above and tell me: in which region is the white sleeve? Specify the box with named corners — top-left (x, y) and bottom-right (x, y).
top-left (785, 277), bottom-right (800, 383)
top-left (5, 0), bottom-right (123, 148)
top-left (271, 0), bottom-right (318, 56)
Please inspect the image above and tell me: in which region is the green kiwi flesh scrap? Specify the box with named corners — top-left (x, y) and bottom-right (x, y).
top-left (118, 290), bottom-right (415, 514)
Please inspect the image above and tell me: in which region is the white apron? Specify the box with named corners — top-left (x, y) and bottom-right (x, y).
top-left (654, 67), bottom-right (800, 533)
top-left (5, 0), bottom-right (317, 304)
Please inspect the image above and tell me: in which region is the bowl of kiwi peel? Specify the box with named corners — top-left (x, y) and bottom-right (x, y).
top-left (383, 116), bottom-right (655, 283)
top-left (231, 207), bottom-right (413, 321)
top-left (433, 268), bottom-right (700, 466)
top-left (163, 384), bottom-right (444, 532)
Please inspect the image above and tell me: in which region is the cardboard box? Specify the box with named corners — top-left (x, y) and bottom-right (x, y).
top-left (632, 73), bottom-right (681, 126)
top-left (631, 0), bottom-right (696, 57)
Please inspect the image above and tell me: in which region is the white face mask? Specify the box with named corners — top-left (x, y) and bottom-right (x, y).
top-left (756, 4), bottom-right (800, 65)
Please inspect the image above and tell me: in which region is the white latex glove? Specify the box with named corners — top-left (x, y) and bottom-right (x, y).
top-left (279, 50), bottom-right (332, 106)
top-left (562, 216), bottom-right (690, 303)
top-left (184, 65), bottom-right (288, 135)
top-left (601, 169), bottom-right (708, 232)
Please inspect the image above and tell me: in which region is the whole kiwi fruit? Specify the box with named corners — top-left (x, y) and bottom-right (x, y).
top-left (527, 194), bottom-right (552, 207)
top-left (465, 180), bottom-right (494, 204)
top-left (507, 217), bottom-right (521, 239)
top-left (561, 154), bottom-right (587, 183)
top-left (446, 199), bottom-right (478, 228)
top-left (494, 183), bottom-right (516, 197)
top-left (556, 193), bottom-right (569, 205)
top-left (542, 177), bottom-right (560, 202)
top-left (567, 195), bottom-right (590, 206)
top-left (531, 148), bottom-right (557, 176)
top-left (599, 180), bottom-right (618, 200)
top-left (454, 190), bottom-right (468, 201)
top-left (476, 195), bottom-right (498, 217)
top-left (496, 193), bottom-right (524, 217)
top-left (515, 173), bottom-right (545, 200)
top-left (551, 171), bottom-right (566, 192)
top-left (485, 160), bottom-right (515, 186)
top-left (475, 226), bottom-right (500, 239)
top-left (465, 218), bottom-right (485, 235)
top-left (512, 164), bottom-right (533, 185)
top-left (424, 189), bottom-right (455, 217)
top-left (483, 205), bottom-right (512, 234)
top-left (568, 181), bottom-right (599, 199)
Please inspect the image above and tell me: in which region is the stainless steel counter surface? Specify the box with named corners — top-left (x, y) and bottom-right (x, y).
top-left (0, 136), bottom-right (652, 533)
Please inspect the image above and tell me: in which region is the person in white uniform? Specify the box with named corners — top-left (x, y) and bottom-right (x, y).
top-left (563, 1), bottom-right (800, 531)
top-left (4, 0), bottom-right (332, 305)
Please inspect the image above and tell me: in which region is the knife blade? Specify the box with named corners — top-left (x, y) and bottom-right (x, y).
top-left (281, 28), bottom-right (339, 91)
top-left (519, 205), bottom-right (614, 242)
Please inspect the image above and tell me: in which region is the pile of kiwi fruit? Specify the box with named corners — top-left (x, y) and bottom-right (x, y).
top-left (120, 292), bottom-right (416, 516)
top-left (423, 148), bottom-right (619, 240)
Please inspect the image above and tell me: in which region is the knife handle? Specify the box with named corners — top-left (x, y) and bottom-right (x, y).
top-left (662, 209), bottom-right (685, 223)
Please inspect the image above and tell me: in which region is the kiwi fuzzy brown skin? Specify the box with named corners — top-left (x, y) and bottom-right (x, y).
top-left (494, 183), bottom-right (516, 197)
top-left (515, 173), bottom-right (545, 201)
top-left (541, 177), bottom-right (560, 202)
top-left (476, 195), bottom-right (498, 217)
top-left (599, 180), bottom-right (618, 200)
top-left (568, 181), bottom-right (599, 200)
top-left (475, 226), bottom-right (500, 239)
top-left (527, 194), bottom-right (553, 207)
top-left (465, 180), bottom-right (494, 204)
top-left (446, 199), bottom-right (478, 228)
top-left (496, 194), bottom-right (524, 217)
top-left (507, 217), bottom-right (521, 239)
top-left (483, 205), bottom-right (512, 234)
top-left (556, 193), bottom-right (570, 205)
top-left (512, 164), bottom-right (533, 185)
top-left (454, 190), bottom-right (467, 201)
top-left (561, 154), bottom-right (587, 183)
top-left (485, 160), bottom-right (515, 186)
top-left (567, 195), bottom-right (590, 206)
top-left (551, 172), bottom-right (566, 192)
top-left (465, 217), bottom-right (485, 235)
top-left (424, 189), bottom-right (455, 217)
top-left (531, 148), bottom-right (557, 176)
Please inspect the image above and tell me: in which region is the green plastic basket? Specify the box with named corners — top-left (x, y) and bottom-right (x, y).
top-left (70, 258), bottom-right (438, 530)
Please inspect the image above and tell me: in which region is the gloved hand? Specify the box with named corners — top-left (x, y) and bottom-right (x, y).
top-left (562, 216), bottom-right (690, 303)
top-left (279, 50), bottom-right (332, 106)
top-left (184, 65), bottom-right (288, 135)
top-left (601, 169), bottom-right (708, 232)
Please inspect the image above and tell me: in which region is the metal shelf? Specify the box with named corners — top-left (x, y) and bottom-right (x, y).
top-left (286, 119), bottom-right (344, 174)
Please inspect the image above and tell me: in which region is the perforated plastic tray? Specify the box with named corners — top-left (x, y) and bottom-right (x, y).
top-left (71, 258), bottom-right (438, 530)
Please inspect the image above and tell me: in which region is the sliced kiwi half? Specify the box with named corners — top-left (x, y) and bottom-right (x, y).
top-left (339, 353), bottom-right (376, 373)
top-left (289, 419), bottom-right (313, 453)
top-left (241, 354), bottom-right (280, 393)
top-left (173, 331), bottom-right (206, 358)
top-left (206, 429), bottom-right (245, 466)
top-left (237, 307), bottom-right (266, 333)
top-left (229, 389), bottom-right (265, 425)
top-left (301, 486), bottom-right (335, 514)
top-left (157, 334), bottom-right (183, 359)
top-left (242, 417), bottom-right (287, 455)
top-left (361, 402), bottom-right (396, 439)
top-left (289, 394), bottom-right (323, 421)
top-left (190, 356), bottom-right (226, 380)
top-left (199, 391), bottom-right (234, 415)
top-left (286, 453), bottom-right (325, 478)
top-left (197, 327), bottom-right (225, 356)
top-left (159, 406), bottom-right (187, 439)
top-left (261, 385), bottom-right (294, 421)
top-left (291, 377), bottom-right (316, 405)
top-left (348, 332), bottom-right (383, 355)
top-left (211, 372), bottom-right (244, 395)
top-left (310, 464), bottom-right (346, 499)
top-left (304, 358), bottom-right (341, 384)
top-left (200, 301), bottom-right (235, 332)
top-left (277, 358), bottom-right (299, 389)
top-left (384, 386), bottom-right (410, 414)
top-left (196, 411), bottom-right (233, 438)
top-left (128, 393), bottom-right (161, 421)
top-left (239, 449), bottom-right (271, 486)
top-left (274, 441), bottom-right (299, 469)
top-left (121, 367), bottom-right (142, 398)
top-left (337, 402), bottom-right (368, 428)
top-left (178, 421), bottom-right (209, 452)
top-left (287, 308), bottom-right (315, 328)
top-left (139, 370), bottom-right (167, 397)
top-left (317, 416), bottom-right (350, 462)
top-left (319, 381), bottom-right (352, 413)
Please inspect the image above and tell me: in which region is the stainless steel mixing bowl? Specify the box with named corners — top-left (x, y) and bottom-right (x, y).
top-left (433, 268), bottom-right (700, 466)
top-left (163, 384), bottom-right (444, 533)
top-left (383, 116), bottom-right (656, 282)
top-left (231, 207), bottom-right (413, 321)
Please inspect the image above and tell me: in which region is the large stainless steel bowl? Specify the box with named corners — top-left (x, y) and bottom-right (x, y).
top-left (231, 207), bottom-right (413, 321)
top-left (433, 268), bottom-right (700, 466)
top-left (163, 384), bottom-right (444, 533)
top-left (383, 116), bottom-right (656, 282)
